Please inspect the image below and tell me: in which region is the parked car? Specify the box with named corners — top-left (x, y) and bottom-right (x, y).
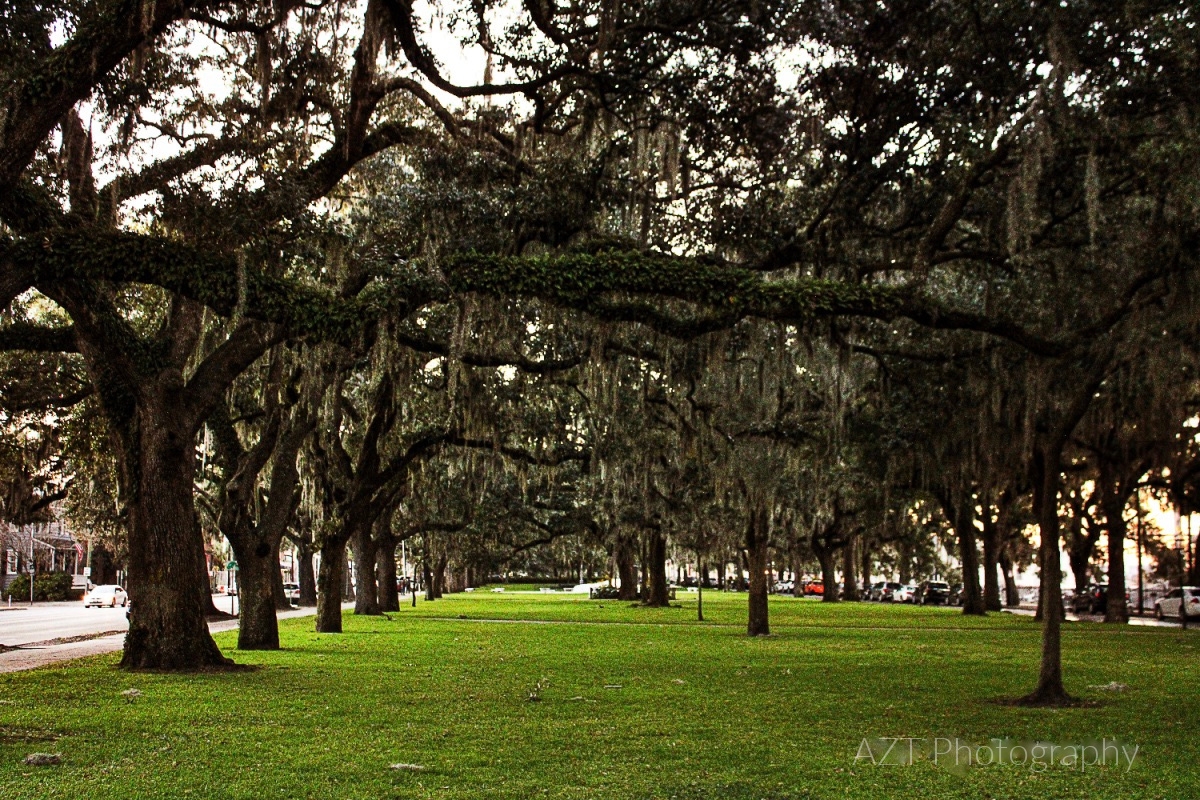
top-left (283, 582), bottom-right (300, 604)
top-left (804, 579), bottom-right (824, 596)
top-left (947, 583), bottom-right (964, 606)
top-left (773, 580), bottom-right (795, 595)
top-left (84, 585), bottom-right (128, 608)
top-left (876, 582), bottom-right (903, 602)
top-left (918, 580), bottom-right (951, 605)
top-left (892, 584), bottom-right (918, 603)
top-left (1072, 583), bottom-right (1109, 615)
top-left (1155, 587), bottom-right (1200, 620)
top-left (867, 582), bottom-right (885, 601)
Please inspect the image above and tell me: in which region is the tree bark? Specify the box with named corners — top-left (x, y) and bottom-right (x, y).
top-left (316, 539), bottom-right (346, 633)
top-left (232, 534), bottom-right (281, 650)
top-left (119, 392), bottom-right (229, 670)
top-left (296, 540), bottom-right (317, 606)
top-left (999, 548), bottom-right (1020, 607)
top-left (615, 533), bottom-right (639, 600)
top-left (841, 533), bottom-right (859, 601)
top-left (980, 518), bottom-right (1003, 612)
top-left (940, 490), bottom-right (985, 616)
top-left (376, 538), bottom-right (400, 612)
top-left (642, 528), bottom-right (670, 607)
top-left (746, 507), bottom-right (770, 635)
top-left (351, 526), bottom-right (381, 615)
top-left (1019, 440), bottom-right (1073, 706)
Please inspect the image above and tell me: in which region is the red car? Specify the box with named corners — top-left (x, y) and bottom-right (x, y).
top-left (804, 580), bottom-right (824, 596)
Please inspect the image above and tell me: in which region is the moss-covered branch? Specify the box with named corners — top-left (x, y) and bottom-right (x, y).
top-left (7, 231), bottom-right (444, 346)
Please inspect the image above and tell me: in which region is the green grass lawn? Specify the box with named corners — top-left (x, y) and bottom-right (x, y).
top-left (3, 593), bottom-right (1197, 799)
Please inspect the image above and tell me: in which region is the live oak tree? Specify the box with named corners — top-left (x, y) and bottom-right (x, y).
top-left (2, 0), bottom-right (1197, 704)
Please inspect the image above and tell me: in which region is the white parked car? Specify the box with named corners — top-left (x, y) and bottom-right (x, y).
top-left (283, 582), bottom-right (300, 604)
top-left (893, 584), bottom-right (918, 603)
top-left (1155, 587), bottom-right (1200, 620)
top-left (84, 585), bottom-right (128, 608)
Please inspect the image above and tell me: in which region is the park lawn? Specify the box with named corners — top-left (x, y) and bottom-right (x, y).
top-left (1, 593), bottom-right (1196, 800)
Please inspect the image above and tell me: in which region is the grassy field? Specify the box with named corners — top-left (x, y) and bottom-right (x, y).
top-left (2, 592), bottom-right (1197, 799)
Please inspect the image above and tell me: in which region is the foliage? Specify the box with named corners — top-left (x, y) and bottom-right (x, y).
top-left (4, 571), bottom-right (74, 601)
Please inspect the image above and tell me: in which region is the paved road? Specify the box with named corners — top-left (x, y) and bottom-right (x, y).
top-left (0, 600), bottom-right (129, 648)
top-left (0, 599), bottom-right (351, 674)
top-left (0, 593), bottom-right (249, 648)
top-left (1002, 606), bottom-right (1184, 628)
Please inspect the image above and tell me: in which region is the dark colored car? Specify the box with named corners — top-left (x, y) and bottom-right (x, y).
top-left (1072, 583), bottom-right (1109, 614)
top-left (918, 580), bottom-right (951, 605)
top-left (947, 584), bottom-right (964, 606)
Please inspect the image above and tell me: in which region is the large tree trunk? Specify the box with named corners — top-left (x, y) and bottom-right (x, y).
top-left (1019, 441), bottom-right (1073, 706)
top-left (642, 528), bottom-right (670, 607)
top-left (351, 527), bottom-right (381, 615)
top-left (316, 539), bottom-right (346, 633)
top-left (119, 397), bottom-right (229, 670)
top-left (746, 507), bottom-right (770, 636)
top-left (615, 533), bottom-right (639, 600)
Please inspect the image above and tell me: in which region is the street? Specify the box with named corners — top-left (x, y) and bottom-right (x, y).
top-left (0, 600), bottom-right (128, 648)
top-left (0, 593), bottom-right (243, 648)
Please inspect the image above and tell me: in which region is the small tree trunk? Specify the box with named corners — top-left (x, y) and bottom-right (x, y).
top-left (642, 528), bottom-right (670, 607)
top-left (297, 541), bottom-right (317, 606)
top-left (746, 508), bottom-right (770, 635)
top-left (812, 527), bottom-right (840, 604)
top-left (841, 534), bottom-right (859, 601)
top-left (1019, 441), bottom-right (1073, 706)
top-left (316, 539), bottom-right (346, 633)
top-left (999, 549), bottom-right (1020, 607)
top-left (271, 555), bottom-right (290, 612)
top-left (234, 535), bottom-right (280, 651)
top-left (1103, 499), bottom-right (1129, 624)
top-left (859, 537), bottom-right (872, 596)
top-left (616, 534), bottom-right (639, 600)
top-left (981, 522), bottom-right (1003, 612)
top-left (377, 542), bottom-right (399, 612)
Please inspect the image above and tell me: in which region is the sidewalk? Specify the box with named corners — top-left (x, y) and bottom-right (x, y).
top-left (0, 604), bottom-right (342, 674)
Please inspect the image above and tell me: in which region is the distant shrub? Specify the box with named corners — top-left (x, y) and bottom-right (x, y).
top-left (5, 572), bottom-right (74, 601)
